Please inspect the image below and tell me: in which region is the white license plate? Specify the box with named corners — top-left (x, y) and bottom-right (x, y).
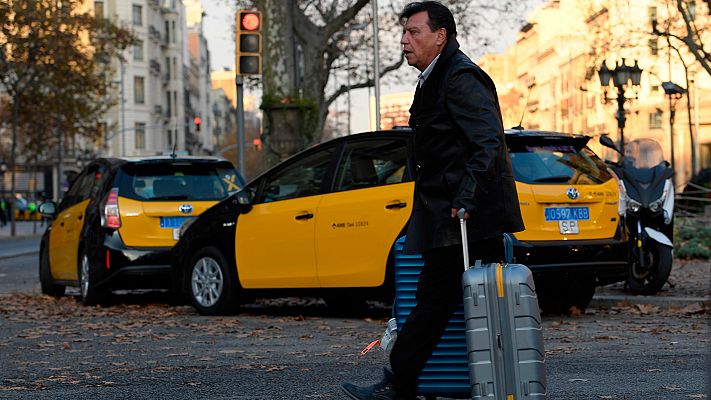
top-left (559, 220), bottom-right (579, 234)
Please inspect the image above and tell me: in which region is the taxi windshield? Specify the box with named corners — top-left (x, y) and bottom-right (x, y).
top-left (508, 140), bottom-right (612, 185)
top-left (119, 161), bottom-right (243, 201)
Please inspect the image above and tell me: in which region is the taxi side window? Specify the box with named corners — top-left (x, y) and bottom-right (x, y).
top-left (258, 147), bottom-right (335, 203)
top-left (58, 170), bottom-right (91, 212)
top-left (89, 165), bottom-right (110, 200)
top-left (335, 139), bottom-right (409, 191)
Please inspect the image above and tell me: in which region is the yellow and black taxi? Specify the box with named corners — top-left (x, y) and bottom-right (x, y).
top-left (172, 129), bottom-right (628, 315)
top-left (38, 155), bottom-right (243, 306)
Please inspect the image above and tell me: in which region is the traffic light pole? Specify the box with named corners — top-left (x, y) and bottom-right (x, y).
top-left (236, 75), bottom-right (246, 175)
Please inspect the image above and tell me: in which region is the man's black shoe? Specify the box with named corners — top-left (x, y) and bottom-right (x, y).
top-left (341, 367), bottom-right (414, 400)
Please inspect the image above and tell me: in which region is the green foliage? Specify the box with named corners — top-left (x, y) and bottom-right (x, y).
top-left (0, 0), bottom-right (136, 160)
top-left (674, 218), bottom-right (711, 259)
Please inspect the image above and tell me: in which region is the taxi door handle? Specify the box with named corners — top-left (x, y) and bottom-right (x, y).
top-left (385, 201), bottom-right (407, 210)
top-left (295, 212), bottom-right (314, 220)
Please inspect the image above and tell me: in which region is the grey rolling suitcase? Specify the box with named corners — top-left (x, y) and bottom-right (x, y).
top-left (458, 210), bottom-right (547, 399)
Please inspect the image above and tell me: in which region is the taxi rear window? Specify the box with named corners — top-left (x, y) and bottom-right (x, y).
top-left (508, 141), bottom-right (612, 185)
top-left (117, 161), bottom-right (243, 201)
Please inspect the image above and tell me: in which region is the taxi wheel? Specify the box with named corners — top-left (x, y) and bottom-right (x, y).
top-left (188, 247), bottom-right (239, 315)
top-left (39, 246), bottom-right (65, 297)
top-left (539, 278), bottom-right (595, 315)
top-left (79, 251), bottom-right (108, 306)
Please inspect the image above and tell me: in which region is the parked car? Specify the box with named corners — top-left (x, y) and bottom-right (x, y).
top-left (38, 155), bottom-right (244, 306)
top-left (173, 129), bottom-right (628, 315)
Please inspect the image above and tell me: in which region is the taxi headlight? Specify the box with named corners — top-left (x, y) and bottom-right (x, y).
top-left (178, 218), bottom-right (196, 239)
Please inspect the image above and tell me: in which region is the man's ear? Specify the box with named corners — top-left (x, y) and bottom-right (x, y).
top-left (435, 28), bottom-right (447, 46)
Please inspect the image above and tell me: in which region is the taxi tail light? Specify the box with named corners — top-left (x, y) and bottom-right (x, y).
top-left (101, 188), bottom-right (121, 229)
top-left (105, 250), bottom-right (111, 270)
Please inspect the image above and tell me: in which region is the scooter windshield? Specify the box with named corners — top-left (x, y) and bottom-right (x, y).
top-left (624, 139), bottom-right (665, 168)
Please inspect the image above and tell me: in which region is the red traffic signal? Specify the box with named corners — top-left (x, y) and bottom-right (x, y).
top-left (194, 117), bottom-right (201, 131)
top-left (236, 10), bottom-right (262, 75)
top-left (240, 12), bottom-right (260, 31)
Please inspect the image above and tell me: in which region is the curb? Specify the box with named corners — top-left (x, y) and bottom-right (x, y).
top-left (591, 294), bottom-right (711, 308)
top-left (0, 250), bottom-right (38, 261)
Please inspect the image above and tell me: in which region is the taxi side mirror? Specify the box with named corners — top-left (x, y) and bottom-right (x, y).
top-left (235, 191), bottom-right (252, 214)
top-left (38, 201), bottom-right (57, 218)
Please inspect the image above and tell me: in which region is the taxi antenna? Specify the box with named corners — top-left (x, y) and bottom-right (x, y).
top-left (170, 144), bottom-right (177, 159)
top-left (512, 81), bottom-right (535, 130)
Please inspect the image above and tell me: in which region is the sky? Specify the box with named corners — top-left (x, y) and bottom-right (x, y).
top-left (199, 1), bottom-right (544, 133)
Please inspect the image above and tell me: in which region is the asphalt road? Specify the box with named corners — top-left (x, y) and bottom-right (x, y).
top-left (0, 253), bottom-right (708, 399)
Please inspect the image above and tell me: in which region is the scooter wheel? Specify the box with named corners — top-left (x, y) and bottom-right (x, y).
top-left (626, 242), bottom-right (673, 295)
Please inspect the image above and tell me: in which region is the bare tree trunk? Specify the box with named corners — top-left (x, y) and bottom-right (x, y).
top-left (259, 0), bottom-right (305, 167)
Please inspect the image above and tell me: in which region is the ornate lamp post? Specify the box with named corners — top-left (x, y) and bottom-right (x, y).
top-left (662, 81), bottom-right (687, 188)
top-left (598, 58), bottom-right (643, 154)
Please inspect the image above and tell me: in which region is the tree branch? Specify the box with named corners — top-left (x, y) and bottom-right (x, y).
top-left (323, 0), bottom-right (369, 40)
top-left (675, 0), bottom-right (711, 75)
top-left (324, 52), bottom-right (405, 107)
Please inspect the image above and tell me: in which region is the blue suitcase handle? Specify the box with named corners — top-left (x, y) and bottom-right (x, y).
top-left (503, 233), bottom-right (513, 264)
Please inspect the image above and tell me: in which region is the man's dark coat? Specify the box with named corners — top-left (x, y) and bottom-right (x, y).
top-left (404, 37), bottom-right (525, 254)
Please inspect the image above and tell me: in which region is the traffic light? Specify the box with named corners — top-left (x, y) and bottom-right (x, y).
top-left (236, 10), bottom-right (262, 75)
top-left (194, 117), bottom-right (201, 132)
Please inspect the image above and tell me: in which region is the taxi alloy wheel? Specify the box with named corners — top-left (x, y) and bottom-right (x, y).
top-left (191, 257), bottom-right (224, 308)
top-left (79, 252), bottom-right (107, 306)
top-left (188, 247), bottom-right (239, 315)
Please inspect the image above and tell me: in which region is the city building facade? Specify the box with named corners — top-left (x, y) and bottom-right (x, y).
top-left (185, 0), bottom-right (213, 154)
top-left (478, 0), bottom-right (711, 188)
top-left (93, 0), bottom-right (188, 157)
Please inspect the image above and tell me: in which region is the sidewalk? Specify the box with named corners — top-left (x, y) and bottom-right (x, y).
top-left (0, 221), bottom-right (44, 260)
top-left (591, 259), bottom-right (711, 308)
top-left (0, 220), bottom-right (45, 239)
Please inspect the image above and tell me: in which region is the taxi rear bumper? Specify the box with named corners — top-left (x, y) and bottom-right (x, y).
top-left (95, 230), bottom-right (174, 289)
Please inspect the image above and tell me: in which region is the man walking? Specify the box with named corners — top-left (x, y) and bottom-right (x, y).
top-left (341, 2), bottom-right (524, 399)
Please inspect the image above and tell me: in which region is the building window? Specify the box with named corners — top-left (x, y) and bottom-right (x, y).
top-left (134, 76), bottom-right (145, 104)
top-left (649, 38), bottom-right (658, 55)
top-left (94, 1), bottom-right (104, 18)
top-left (132, 4), bottom-right (143, 26)
top-left (166, 91), bottom-right (172, 116)
top-left (165, 21), bottom-right (170, 44)
top-left (649, 6), bottom-right (657, 30)
top-left (649, 109), bottom-right (663, 129)
top-left (135, 122), bottom-right (146, 149)
top-left (165, 57), bottom-right (170, 79)
top-left (173, 91), bottom-right (178, 116)
top-left (133, 40), bottom-right (144, 61)
top-left (167, 130), bottom-right (173, 147)
top-left (689, 0), bottom-right (697, 20)
top-left (172, 21), bottom-right (176, 43)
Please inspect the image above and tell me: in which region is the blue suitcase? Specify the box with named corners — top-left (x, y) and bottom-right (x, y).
top-left (393, 236), bottom-right (470, 399)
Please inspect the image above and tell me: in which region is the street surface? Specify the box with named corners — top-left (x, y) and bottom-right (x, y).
top-left (0, 233), bottom-right (708, 399)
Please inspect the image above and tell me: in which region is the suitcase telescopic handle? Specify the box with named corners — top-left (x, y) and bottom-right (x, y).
top-left (457, 208), bottom-right (469, 272)
top-left (459, 209), bottom-right (515, 269)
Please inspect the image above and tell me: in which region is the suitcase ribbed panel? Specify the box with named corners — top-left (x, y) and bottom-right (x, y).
top-left (462, 264), bottom-right (548, 399)
top-left (394, 237), bottom-right (471, 398)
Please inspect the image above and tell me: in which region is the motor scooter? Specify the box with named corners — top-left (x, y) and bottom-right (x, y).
top-left (600, 136), bottom-right (674, 294)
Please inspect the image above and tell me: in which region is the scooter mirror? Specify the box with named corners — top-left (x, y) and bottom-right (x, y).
top-left (599, 135), bottom-right (622, 154)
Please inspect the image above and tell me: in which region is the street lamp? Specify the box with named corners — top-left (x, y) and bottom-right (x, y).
top-left (662, 81), bottom-right (687, 188)
top-left (598, 58), bottom-right (643, 154)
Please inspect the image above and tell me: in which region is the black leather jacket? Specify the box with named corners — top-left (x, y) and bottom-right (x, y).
top-left (403, 37), bottom-right (524, 253)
